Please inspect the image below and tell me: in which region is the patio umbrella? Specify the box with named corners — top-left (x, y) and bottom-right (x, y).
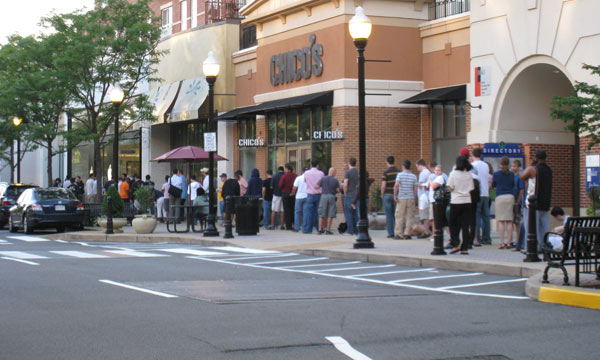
top-left (151, 145), bottom-right (228, 206)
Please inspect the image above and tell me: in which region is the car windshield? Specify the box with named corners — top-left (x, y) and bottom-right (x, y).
top-left (34, 189), bottom-right (76, 201)
top-left (7, 186), bottom-right (35, 197)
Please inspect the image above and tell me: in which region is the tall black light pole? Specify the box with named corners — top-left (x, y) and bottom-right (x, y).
top-left (350, 7), bottom-right (374, 249)
top-left (12, 117), bottom-right (22, 183)
top-left (110, 85), bottom-right (125, 185)
top-left (203, 51), bottom-right (220, 237)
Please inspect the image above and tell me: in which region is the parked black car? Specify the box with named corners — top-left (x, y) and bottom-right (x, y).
top-left (0, 183), bottom-right (39, 228)
top-left (8, 187), bottom-right (85, 233)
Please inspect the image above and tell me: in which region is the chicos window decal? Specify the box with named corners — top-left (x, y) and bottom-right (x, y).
top-left (270, 34), bottom-right (323, 86)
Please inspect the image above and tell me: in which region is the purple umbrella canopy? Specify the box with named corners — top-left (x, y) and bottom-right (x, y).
top-left (152, 146), bottom-right (228, 162)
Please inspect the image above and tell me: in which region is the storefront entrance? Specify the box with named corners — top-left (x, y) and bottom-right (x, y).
top-left (287, 145), bottom-right (311, 173)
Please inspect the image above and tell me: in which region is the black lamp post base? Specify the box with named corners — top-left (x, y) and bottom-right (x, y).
top-left (204, 215), bottom-right (219, 237)
top-left (353, 220), bottom-right (373, 248)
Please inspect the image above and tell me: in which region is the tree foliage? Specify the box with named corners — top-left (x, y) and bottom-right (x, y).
top-left (551, 63), bottom-right (600, 150)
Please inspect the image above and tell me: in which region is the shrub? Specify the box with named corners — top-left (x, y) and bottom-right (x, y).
top-left (134, 186), bottom-right (153, 215)
top-left (102, 185), bottom-right (124, 218)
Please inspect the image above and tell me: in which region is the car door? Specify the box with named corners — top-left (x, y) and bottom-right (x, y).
top-left (13, 189), bottom-right (30, 225)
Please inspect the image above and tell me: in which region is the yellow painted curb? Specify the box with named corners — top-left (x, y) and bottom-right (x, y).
top-left (538, 286), bottom-right (600, 309)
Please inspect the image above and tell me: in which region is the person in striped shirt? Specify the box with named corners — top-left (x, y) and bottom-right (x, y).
top-left (393, 160), bottom-right (418, 239)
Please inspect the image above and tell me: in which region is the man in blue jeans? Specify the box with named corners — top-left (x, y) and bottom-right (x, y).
top-left (343, 157), bottom-right (359, 235)
top-left (262, 170), bottom-right (274, 229)
top-left (292, 167), bottom-right (308, 232)
top-left (471, 147), bottom-right (492, 244)
top-left (381, 156), bottom-right (399, 238)
top-left (302, 160), bottom-right (324, 233)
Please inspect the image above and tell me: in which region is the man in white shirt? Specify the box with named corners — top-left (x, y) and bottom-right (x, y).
top-left (189, 175), bottom-right (200, 202)
top-left (63, 176), bottom-right (71, 189)
top-left (416, 159), bottom-right (432, 237)
top-left (471, 148), bottom-right (492, 244)
top-left (201, 168), bottom-right (210, 191)
top-left (169, 169), bottom-right (184, 219)
top-left (84, 174), bottom-right (97, 203)
top-left (292, 166), bottom-right (308, 232)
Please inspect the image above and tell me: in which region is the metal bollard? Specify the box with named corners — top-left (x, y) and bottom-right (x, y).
top-left (223, 196), bottom-right (234, 239)
top-left (431, 195), bottom-right (447, 255)
top-left (523, 195), bottom-right (541, 262)
top-left (106, 196), bottom-right (114, 235)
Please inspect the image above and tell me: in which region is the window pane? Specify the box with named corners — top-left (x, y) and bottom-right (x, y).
top-left (312, 107), bottom-right (323, 135)
top-left (286, 110), bottom-right (298, 142)
top-left (443, 104), bottom-right (455, 138)
top-left (456, 103), bottom-right (466, 137)
top-left (312, 142), bottom-right (331, 174)
top-left (268, 147), bottom-right (277, 172)
top-left (277, 112), bottom-right (285, 143)
top-left (323, 106), bottom-right (332, 131)
top-left (268, 114), bottom-right (275, 144)
top-left (299, 108), bottom-right (311, 142)
top-left (432, 104), bottom-right (443, 138)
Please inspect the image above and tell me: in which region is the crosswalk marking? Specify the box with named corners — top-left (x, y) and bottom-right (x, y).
top-left (248, 257), bottom-right (328, 265)
top-left (156, 248), bottom-right (226, 256)
top-left (437, 278), bottom-right (527, 290)
top-left (0, 251), bottom-right (49, 259)
top-left (209, 246), bottom-right (279, 254)
top-left (49, 251), bottom-right (109, 259)
top-left (0, 240), bottom-right (12, 245)
top-left (352, 268), bottom-right (436, 277)
top-left (7, 235), bottom-right (50, 242)
top-left (217, 253), bottom-right (297, 261)
top-left (1, 257), bottom-right (39, 265)
top-left (99, 279), bottom-right (178, 298)
top-left (390, 273), bottom-right (483, 283)
top-left (104, 249), bottom-right (169, 258)
top-left (315, 264), bottom-right (395, 273)
top-left (54, 240), bottom-right (68, 243)
top-left (280, 261), bottom-right (361, 269)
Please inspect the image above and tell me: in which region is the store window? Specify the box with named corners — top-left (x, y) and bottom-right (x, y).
top-left (431, 101), bottom-right (467, 173)
top-left (267, 106), bottom-right (332, 173)
top-left (238, 120), bottom-right (256, 179)
top-left (170, 120), bottom-right (207, 176)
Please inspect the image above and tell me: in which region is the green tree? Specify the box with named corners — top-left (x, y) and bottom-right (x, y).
top-left (0, 35), bottom-right (74, 186)
top-left (43, 0), bottom-right (164, 194)
top-left (551, 63), bottom-right (600, 150)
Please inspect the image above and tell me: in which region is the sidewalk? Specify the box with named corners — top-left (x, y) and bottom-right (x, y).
top-left (42, 223), bottom-right (600, 307)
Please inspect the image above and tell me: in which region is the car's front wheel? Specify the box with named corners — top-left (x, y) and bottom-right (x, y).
top-left (23, 216), bottom-right (33, 234)
top-left (8, 217), bottom-right (18, 233)
top-left (56, 225), bottom-right (65, 233)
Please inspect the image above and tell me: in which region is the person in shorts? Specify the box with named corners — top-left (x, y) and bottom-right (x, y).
top-left (316, 167), bottom-right (340, 234)
top-left (270, 166), bottom-right (285, 229)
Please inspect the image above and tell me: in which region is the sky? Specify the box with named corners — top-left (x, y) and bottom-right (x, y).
top-left (0, 0), bottom-right (95, 44)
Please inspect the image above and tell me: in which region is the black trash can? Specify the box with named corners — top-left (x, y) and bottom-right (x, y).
top-left (234, 196), bottom-right (260, 235)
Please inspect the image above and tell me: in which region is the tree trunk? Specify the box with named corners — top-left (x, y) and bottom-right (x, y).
top-left (47, 142), bottom-right (53, 187)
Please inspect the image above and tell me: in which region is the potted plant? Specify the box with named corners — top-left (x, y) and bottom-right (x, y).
top-left (131, 185), bottom-right (157, 234)
top-left (368, 187), bottom-right (386, 230)
top-left (98, 185), bottom-right (127, 233)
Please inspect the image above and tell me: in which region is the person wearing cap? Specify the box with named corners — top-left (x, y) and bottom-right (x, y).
top-left (416, 159), bottom-right (432, 238)
top-left (292, 166), bottom-right (308, 232)
top-left (520, 150), bottom-right (553, 252)
top-left (201, 168), bottom-right (210, 191)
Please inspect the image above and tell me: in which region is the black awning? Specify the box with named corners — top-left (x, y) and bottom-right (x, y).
top-left (401, 84), bottom-right (466, 104)
top-left (217, 91), bottom-right (333, 121)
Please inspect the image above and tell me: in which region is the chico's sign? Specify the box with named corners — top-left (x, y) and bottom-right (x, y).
top-left (270, 34), bottom-right (323, 86)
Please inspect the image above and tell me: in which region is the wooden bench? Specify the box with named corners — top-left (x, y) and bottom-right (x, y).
top-left (542, 216), bottom-right (600, 286)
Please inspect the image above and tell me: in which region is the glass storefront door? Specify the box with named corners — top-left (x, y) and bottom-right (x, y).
top-left (287, 145), bottom-right (311, 173)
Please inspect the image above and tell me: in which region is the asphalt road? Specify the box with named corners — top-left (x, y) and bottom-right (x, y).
top-left (1, 230), bottom-right (599, 360)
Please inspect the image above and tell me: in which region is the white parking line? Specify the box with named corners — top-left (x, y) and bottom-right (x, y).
top-left (0, 240), bottom-right (12, 245)
top-left (156, 249), bottom-right (225, 256)
top-left (74, 242), bottom-right (97, 247)
top-left (7, 236), bottom-right (49, 242)
top-left (0, 251), bottom-right (48, 259)
top-left (1, 257), bottom-right (39, 265)
top-left (54, 240), bottom-right (68, 243)
top-left (209, 246), bottom-right (279, 254)
top-left (217, 253), bottom-right (297, 261)
top-left (249, 257), bottom-right (328, 265)
top-left (280, 261), bottom-right (361, 269)
top-left (50, 251), bottom-right (109, 259)
top-left (99, 280), bottom-right (178, 298)
top-left (316, 264), bottom-right (395, 272)
top-left (352, 268), bottom-right (436, 277)
top-left (437, 278), bottom-right (528, 290)
top-left (390, 273), bottom-right (483, 283)
top-left (326, 336), bottom-right (372, 360)
top-left (104, 249), bottom-right (169, 258)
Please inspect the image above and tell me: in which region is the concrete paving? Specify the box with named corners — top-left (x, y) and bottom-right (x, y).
top-left (40, 222), bottom-right (600, 307)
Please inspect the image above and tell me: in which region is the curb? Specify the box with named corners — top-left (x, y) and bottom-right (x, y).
top-left (41, 232), bottom-right (232, 247)
top-left (526, 272), bottom-right (600, 310)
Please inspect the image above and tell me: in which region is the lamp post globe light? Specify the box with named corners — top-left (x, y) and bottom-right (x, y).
top-left (203, 51), bottom-right (220, 237)
top-left (349, 7), bottom-right (374, 249)
top-left (12, 117), bottom-right (23, 183)
top-left (110, 84), bottom-right (125, 186)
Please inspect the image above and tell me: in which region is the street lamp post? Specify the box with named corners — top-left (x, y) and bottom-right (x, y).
top-left (12, 117), bottom-right (23, 183)
top-left (110, 85), bottom-right (125, 185)
top-left (203, 51), bottom-right (220, 237)
top-left (349, 7), bottom-right (374, 249)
